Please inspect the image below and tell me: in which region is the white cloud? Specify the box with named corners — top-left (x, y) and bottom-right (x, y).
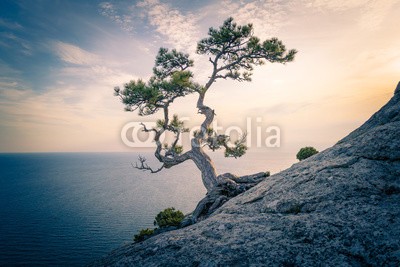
top-left (98, 0), bottom-right (290, 55)
top-left (53, 41), bottom-right (100, 65)
top-left (0, 37), bottom-right (142, 151)
top-left (99, 2), bottom-right (135, 34)
top-left (99, 0), bottom-right (205, 79)
top-left (218, 0), bottom-right (290, 38)
top-left (136, 0), bottom-right (199, 52)
top-left (2, 0), bottom-right (398, 152)
top-left (305, 0), bottom-right (398, 30)
top-left (99, 0), bottom-right (201, 52)
top-left (51, 39), bottom-right (141, 89)
top-left (58, 64), bottom-right (135, 88)
top-left (0, 61), bottom-right (138, 151)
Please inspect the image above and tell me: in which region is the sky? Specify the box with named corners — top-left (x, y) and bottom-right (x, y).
top-left (0, 0), bottom-right (399, 154)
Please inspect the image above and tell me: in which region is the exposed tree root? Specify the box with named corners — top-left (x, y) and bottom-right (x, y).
top-left (181, 171), bottom-right (269, 227)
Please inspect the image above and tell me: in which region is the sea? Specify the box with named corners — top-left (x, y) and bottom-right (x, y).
top-left (0, 151), bottom-right (295, 266)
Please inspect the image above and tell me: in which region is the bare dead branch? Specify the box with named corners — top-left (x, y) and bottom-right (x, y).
top-left (132, 155), bottom-right (164, 173)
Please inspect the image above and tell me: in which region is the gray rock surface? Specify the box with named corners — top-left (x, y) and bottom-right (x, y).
top-left (91, 83), bottom-right (400, 266)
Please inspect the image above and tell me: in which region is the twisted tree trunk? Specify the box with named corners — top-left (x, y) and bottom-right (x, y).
top-left (189, 147), bottom-right (218, 192)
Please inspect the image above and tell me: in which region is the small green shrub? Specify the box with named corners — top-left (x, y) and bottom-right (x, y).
top-left (296, 146), bottom-right (319, 161)
top-left (133, 207), bottom-right (184, 242)
top-left (154, 207), bottom-right (184, 228)
top-left (134, 228), bottom-right (154, 242)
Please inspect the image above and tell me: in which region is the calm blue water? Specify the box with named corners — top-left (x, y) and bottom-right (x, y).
top-left (0, 151), bottom-right (294, 266)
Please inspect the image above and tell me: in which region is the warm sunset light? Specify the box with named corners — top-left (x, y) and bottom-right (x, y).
top-left (1, 1), bottom-right (399, 266)
top-left (1, 0), bottom-right (399, 153)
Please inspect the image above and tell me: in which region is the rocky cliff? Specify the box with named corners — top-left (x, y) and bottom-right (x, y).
top-left (92, 82), bottom-right (400, 266)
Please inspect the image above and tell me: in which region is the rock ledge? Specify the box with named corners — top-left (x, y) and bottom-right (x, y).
top-left (91, 83), bottom-right (400, 266)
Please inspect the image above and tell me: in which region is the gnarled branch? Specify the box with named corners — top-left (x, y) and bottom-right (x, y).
top-left (132, 156), bottom-right (164, 173)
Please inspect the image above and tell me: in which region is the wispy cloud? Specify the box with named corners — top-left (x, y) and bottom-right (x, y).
top-left (99, 0), bottom-right (202, 52)
top-left (99, 2), bottom-right (135, 35)
top-left (305, 0), bottom-right (398, 30)
top-left (1, 0), bottom-right (398, 152)
top-left (0, 18), bottom-right (23, 30)
top-left (1, 40), bottom-right (136, 129)
top-left (57, 65), bottom-right (135, 88)
top-left (0, 32), bottom-right (32, 55)
top-left (51, 41), bottom-right (136, 84)
top-left (0, 48), bottom-right (138, 151)
top-left (136, 0), bottom-right (199, 52)
top-left (0, 85), bottom-right (32, 101)
top-left (98, 0), bottom-right (288, 53)
top-left (357, 0), bottom-right (396, 30)
top-left (346, 46), bottom-right (400, 78)
top-left (98, 0), bottom-right (203, 77)
top-left (0, 60), bottom-right (21, 75)
top-left (53, 41), bottom-right (100, 65)
top-left (218, 0), bottom-right (290, 38)
top-left (0, 61), bottom-right (29, 94)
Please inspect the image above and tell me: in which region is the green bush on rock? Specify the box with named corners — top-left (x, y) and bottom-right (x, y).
top-left (296, 146), bottom-right (319, 161)
top-left (133, 228), bottom-right (154, 242)
top-left (154, 207), bottom-right (184, 228)
top-left (133, 207), bottom-right (185, 243)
